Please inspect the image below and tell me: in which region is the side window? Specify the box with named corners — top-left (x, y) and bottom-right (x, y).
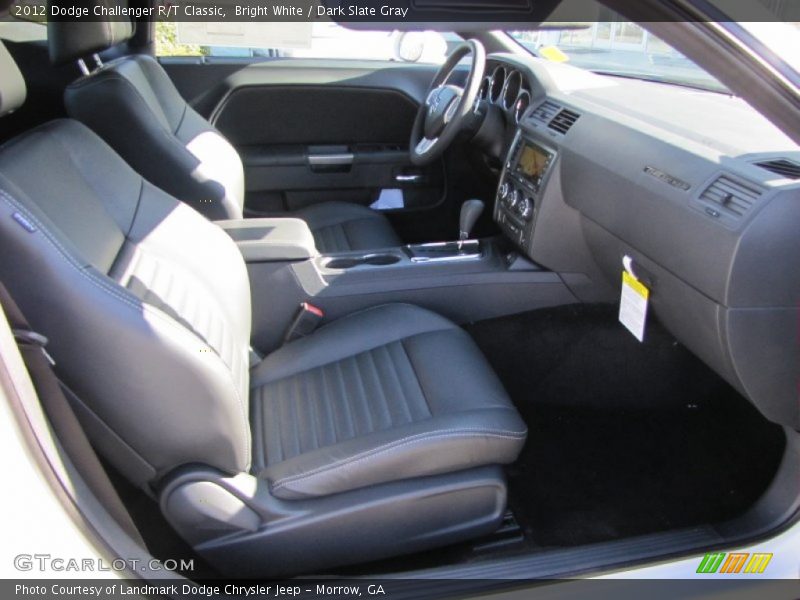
top-left (0, 14), bottom-right (47, 44)
top-left (155, 22), bottom-right (449, 64)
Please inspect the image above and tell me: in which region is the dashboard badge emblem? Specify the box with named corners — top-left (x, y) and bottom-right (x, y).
top-left (644, 166), bottom-right (691, 191)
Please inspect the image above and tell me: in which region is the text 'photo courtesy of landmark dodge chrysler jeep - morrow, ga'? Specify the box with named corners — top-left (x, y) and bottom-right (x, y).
top-left (0, 0), bottom-right (798, 596)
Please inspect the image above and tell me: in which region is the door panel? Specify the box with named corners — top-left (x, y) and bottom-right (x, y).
top-left (161, 59), bottom-right (446, 217)
top-left (214, 86), bottom-right (417, 146)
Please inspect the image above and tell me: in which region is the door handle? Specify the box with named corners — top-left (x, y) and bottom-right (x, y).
top-left (308, 153), bottom-right (353, 173)
top-left (308, 153), bottom-right (354, 166)
top-left (395, 174), bottom-right (423, 183)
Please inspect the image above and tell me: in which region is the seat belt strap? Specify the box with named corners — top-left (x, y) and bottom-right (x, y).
top-left (0, 282), bottom-right (144, 546)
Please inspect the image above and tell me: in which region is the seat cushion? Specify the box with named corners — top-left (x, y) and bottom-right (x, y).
top-left (288, 202), bottom-right (402, 254)
top-left (250, 304), bottom-right (527, 499)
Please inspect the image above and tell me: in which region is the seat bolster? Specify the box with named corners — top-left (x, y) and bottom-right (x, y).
top-left (0, 128), bottom-right (253, 485)
top-left (250, 304), bottom-right (455, 387)
top-left (259, 409), bottom-right (526, 500)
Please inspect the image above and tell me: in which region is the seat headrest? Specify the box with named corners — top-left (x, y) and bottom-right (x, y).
top-left (47, 0), bottom-right (134, 66)
top-left (0, 42), bottom-right (26, 118)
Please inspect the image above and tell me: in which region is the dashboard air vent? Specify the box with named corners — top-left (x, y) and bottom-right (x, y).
top-left (528, 100), bottom-right (561, 125)
top-left (699, 175), bottom-right (763, 218)
top-left (755, 158), bottom-right (800, 180)
top-left (548, 108), bottom-right (580, 135)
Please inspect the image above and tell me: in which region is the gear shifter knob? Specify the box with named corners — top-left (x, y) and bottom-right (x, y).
top-left (459, 199), bottom-right (485, 242)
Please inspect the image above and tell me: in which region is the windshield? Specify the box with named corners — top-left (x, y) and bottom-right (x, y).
top-left (508, 24), bottom-right (729, 93)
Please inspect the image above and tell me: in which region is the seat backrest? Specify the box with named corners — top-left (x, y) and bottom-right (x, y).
top-left (0, 42), bottom-right (252, 488)
top-left (48, 18), bottom-right (245, 221)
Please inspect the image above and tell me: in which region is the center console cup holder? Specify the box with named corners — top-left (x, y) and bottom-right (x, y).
top-left (325, 253), bottom-right (401, 270)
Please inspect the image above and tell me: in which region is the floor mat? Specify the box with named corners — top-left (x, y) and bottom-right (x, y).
top-left (464, 304), bottom-right (786, 547)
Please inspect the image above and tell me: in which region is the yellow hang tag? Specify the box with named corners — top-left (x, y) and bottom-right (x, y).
top-left (619, 271), bottom-right (649, 342)
top-left (539, 45), bottom-right (569, 63)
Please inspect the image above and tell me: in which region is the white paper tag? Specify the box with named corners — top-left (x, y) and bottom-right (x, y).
top-left (619, 271), bottom-right (649, 342)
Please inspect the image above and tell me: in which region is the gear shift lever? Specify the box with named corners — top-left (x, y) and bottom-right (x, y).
top-left (459, 199), bottom-right (484, 250)
top-left (405, 199), bottom-right (485, 261)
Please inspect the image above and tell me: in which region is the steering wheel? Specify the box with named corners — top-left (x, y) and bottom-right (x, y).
top-left (409, 39), bottom-right (486, 166)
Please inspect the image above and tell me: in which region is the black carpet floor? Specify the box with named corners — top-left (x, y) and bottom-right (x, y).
top-left (464, 303), bottom-right (786, 547)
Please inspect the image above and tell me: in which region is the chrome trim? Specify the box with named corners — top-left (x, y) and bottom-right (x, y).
top-left (489, 66), bottom-right (506, 104)
top-left (410, 252), bottom-right (481, 263)
top-left (406, 241), bottom-right (482, 263)
top-left (443, 97), bottom-right (460, 124)
top-left (307, 153), bottom-right (354, 166)
top-left (426, 87), bottom-right (441, 106)
top-left (415, 137), bottom-right (438, 155)
top-left (514, 90), bottom-right (531, 124)
top-left (502, 70), bottom-right (522, 110)
top-left (478, 76), bottom-right (491, 101)
top-left (395, 174), bottom-right (423, 183)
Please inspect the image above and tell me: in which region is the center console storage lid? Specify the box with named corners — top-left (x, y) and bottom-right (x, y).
top-left (217, 218), bottom-right (317, 262)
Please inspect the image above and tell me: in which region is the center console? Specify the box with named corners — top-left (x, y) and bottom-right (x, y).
top-left (245, 238), bottom-right (575, 352)
top-left (231, 145), bottom-right (576, 354)
top-left (494, 132), bottom-right (556, 253)
top-left (217, 217), bottom-right (317, 262)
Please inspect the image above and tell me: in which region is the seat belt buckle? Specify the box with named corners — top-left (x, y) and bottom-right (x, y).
top-left (13, 328), bottom-right (56, 366)
top-left (283, 303), bottom-right (324, 344)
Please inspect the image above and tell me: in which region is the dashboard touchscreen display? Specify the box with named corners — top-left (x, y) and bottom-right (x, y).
top-left (516, 144), bottom-right (548, 179)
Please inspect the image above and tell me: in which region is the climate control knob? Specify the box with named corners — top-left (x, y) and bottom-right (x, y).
top-left (518, 197), bottom-right (533, 221)
top-left (507, 189), bottom-right (520, 211)
top-left (499, 182), bottom-right (511, 201)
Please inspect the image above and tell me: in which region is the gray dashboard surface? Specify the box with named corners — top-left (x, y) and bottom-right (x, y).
top-left (489, 53), bottom-right (800, 429)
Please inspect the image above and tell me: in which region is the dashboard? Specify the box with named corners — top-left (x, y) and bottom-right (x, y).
top-left (483, 53), bottom-right (800, 430)
top-left (495, 135), bottom-right (554, 247)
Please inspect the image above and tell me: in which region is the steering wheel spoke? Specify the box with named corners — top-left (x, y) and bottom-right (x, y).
top-left (409, 39), bottom-right (486, 166)
top-left (415, 137), bottom-right (439, 156)
top-left (443, 97), bottom-right (461, 124)
top-left (425, 87), bottom-right (441, 106)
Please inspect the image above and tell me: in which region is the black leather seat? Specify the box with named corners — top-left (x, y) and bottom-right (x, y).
top-left (0, 38), bottom-right (526, 575)
top-left (251, 303), bottom-right (526, 499)
top-left (47, 17), bottom-right (402, 252)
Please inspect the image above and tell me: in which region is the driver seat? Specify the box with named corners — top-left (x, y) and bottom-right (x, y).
top-left (47, 17), bottom-right (401, 253)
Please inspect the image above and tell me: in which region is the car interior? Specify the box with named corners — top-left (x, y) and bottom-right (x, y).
top-left (0, 0), bottom-right (799, 582)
